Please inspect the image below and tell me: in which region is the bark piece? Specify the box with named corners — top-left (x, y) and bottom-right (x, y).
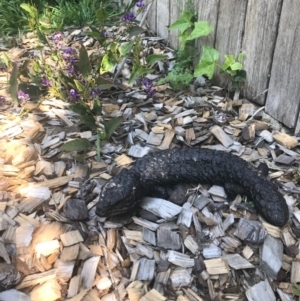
top-left (241, 123), bottom-right (256, 141)
top-left (245, 279), bottom-right (276, 301)
top-left (0, 263), bottom-right (22, 290)
top-left (167, 251), bottom-right (194, 268)
top-left (157, 227), bottom-right (181, 250)
top-left (140, 289), bottom-right (166, 301)
top-left (60, 230), bottom-right (84, 247)
top-left (272, 132), bottom-right (298, 149)
top-left (223, 254), bottom-right (254, 269)
top-left (81, 256), bottom-right (100, 289)
top-left (142, 228), bottom-right (156, 246)
top-left (140, 197), bottom-right (182, 219)
top-left (290, 261), bottom-right (300, 283)
top-left (170, 269), bottom-right (192, 287)
top-left (234, 218), bottom-right (267, 244)
top-left (67, 275), bottom-right (81, 298)
top-left (30, 279), bottom-right (61, 301)
top-left (136, 258), bottom-right (155, 281)
top-left (204, 258), bottom-right (229, 275)
top-left (63, 199), bottom-right (88, 220)
top-left (210, 125), bottom-right (234, 148)
top-left (261, 235), bottom-right (283, 279)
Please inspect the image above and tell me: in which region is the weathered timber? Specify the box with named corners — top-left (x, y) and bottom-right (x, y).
top-left (214, 0), bottom-right (247, 86)
top-left (266, 0), bottom-right (300, 129)
top-left (243, 0), bottom-right (283, 104)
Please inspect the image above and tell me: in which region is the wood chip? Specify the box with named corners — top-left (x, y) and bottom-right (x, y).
top-left (204, 258), bottom-right (229, 275)
top-left (140, 197), bottom-right (182, 219)
top-left (245, 279), bottom-right (276, 301)
top-left (223, 254), bottom-right (254, 269)
top-left (140, 289), bottom-right (166, 301)
top-left (60, 230), bottom-right (84, 247)
top-left (136, 258), bottom-right (155, 280)
top-left (30, 279), bottom-right (61, 301)
top-left (81, 256), bottom-right (100, 289)
top-left (167, 251), bottom-right (195, 268)
top-left (273, 132), bottom-right (298, 149)
top-left (157, 227), bottom-right (181, 250)
top-left (261, 235), bottom-right (283, 279)
top-left (210, 125), bottom-right (234, 148)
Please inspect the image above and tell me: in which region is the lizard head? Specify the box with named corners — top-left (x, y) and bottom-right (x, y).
top-left (96, 168), bottom-right (142, 217)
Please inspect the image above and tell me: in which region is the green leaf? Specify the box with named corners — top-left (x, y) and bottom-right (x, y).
top-left (96, 130), bottom-right (101, 161)
top-left (194, 46), bottom-right (219, 79)
top-left (96, 5), bottom-right (108, 27)
top-left (20, 3), bottom-right (38, 19)
top-left (178, 29), bottom-right (191, 50)
top-left (238, 52), bottom-right (244, 63)
top-left (231, 62), bottom-right (243, 71)
top-left (146, 54), bottom-right (167, 64)
top-left (221, 55), bottom-right (235, 71)
top-left (95, 76), bottom-right (114, 90)
top-left (187, 21), bottom-right (213, 40)
top-left (129, 65), bottom-right (153, 83)
top-left (128, 25), bottom-right (145, 38)
top-left (59, 71), bottom-right (74, 89)
top-left (92, 99), bottom-right (102, 115)
top-left (0, 53), bottom-right (12, 68)
top-left (234, 70), bottom-right (247, 83)
top-left (74, 79), bottom-right (85, 92)
top-left (110, 42), bottom-right (118, 54)
top-left (9, 62), bottom-right (18, 105)
top-left (79, 44), bottom-right (92, 77)
top-left (33, 60), bottom-right (40, 73)
top-left (70, 103), bottom-right (88, 115)
top-left (85, 30), bottom-right (103, 41)
top-left (61, 138), bottom-right (91, 152)
top-left (226, 69), bottom-right (237, 76)
top-left (104, 117), bottom-right (122, 140)
top-left (81, 114), bottom-right (97, 130)
top-left (169, 11), bottom-right (194, 33)
top-left (36, 28), bottom-right (48, 45)
top-left (119, 41), bottom-right (134, 56)
top-left (100, 53), bottom-right (116, 73)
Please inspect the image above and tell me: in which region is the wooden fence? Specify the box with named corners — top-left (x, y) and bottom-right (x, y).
top-left (123, 0), bottom-right (300, 134)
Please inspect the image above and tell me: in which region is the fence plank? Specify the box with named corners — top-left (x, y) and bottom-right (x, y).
top-left (214, 0), bottom-right (247, 87)
top-left (169, 1), bottom-right (184, 49)
top-left (242, 0), bottom-right (282, 105)
top-left (157, 0), bottom-right (170, 40)
top-left (265, 0), bottom-right (300, 130)
top-left (197, 0), bottom-right (219, 48)
top-left (146, 0), bottom-right (157, 34)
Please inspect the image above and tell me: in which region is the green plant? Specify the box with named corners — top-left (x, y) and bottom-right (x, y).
top-left (293, 283), bottom-right (300, 301)
top-left (163, 10), bottom-right (247, 92)
top-left (158, 48), bottom-right (194, 90)
top-left (0, 0), bottom-right (29, 35)
top-left (8, 1), bottom-right (166, 158)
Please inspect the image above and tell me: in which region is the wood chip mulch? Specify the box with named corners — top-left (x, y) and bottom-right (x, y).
top-left (0, 26), bottom-right (300, 301)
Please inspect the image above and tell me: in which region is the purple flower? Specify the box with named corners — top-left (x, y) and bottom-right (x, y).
top-left (0, 96), bottom-right (5, 102)
top-left (63, 48), bottom-right (73, 55)
top-left (66, 64), bottom-right (75, 75)
top-left (136, 1), bottom-right (145, 7)
top-left (41, 76), bottom-right (52, 87)
top-left (18, 90), bottom-right (30, 104)
top-left (138, 77), bottom-right (156, 98)
top-left (142, 78), bottom-right (153, 89)
top-left (90, 87), bottom-right (101, 98)
top-left (52, 32), bottom-right (64, 48)
top-left (103, 31), bottom-right (109, 37)
top-left (122, 12), bottom-right (136, 22)
top-left (68, 89), bottom-right (80, 102)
